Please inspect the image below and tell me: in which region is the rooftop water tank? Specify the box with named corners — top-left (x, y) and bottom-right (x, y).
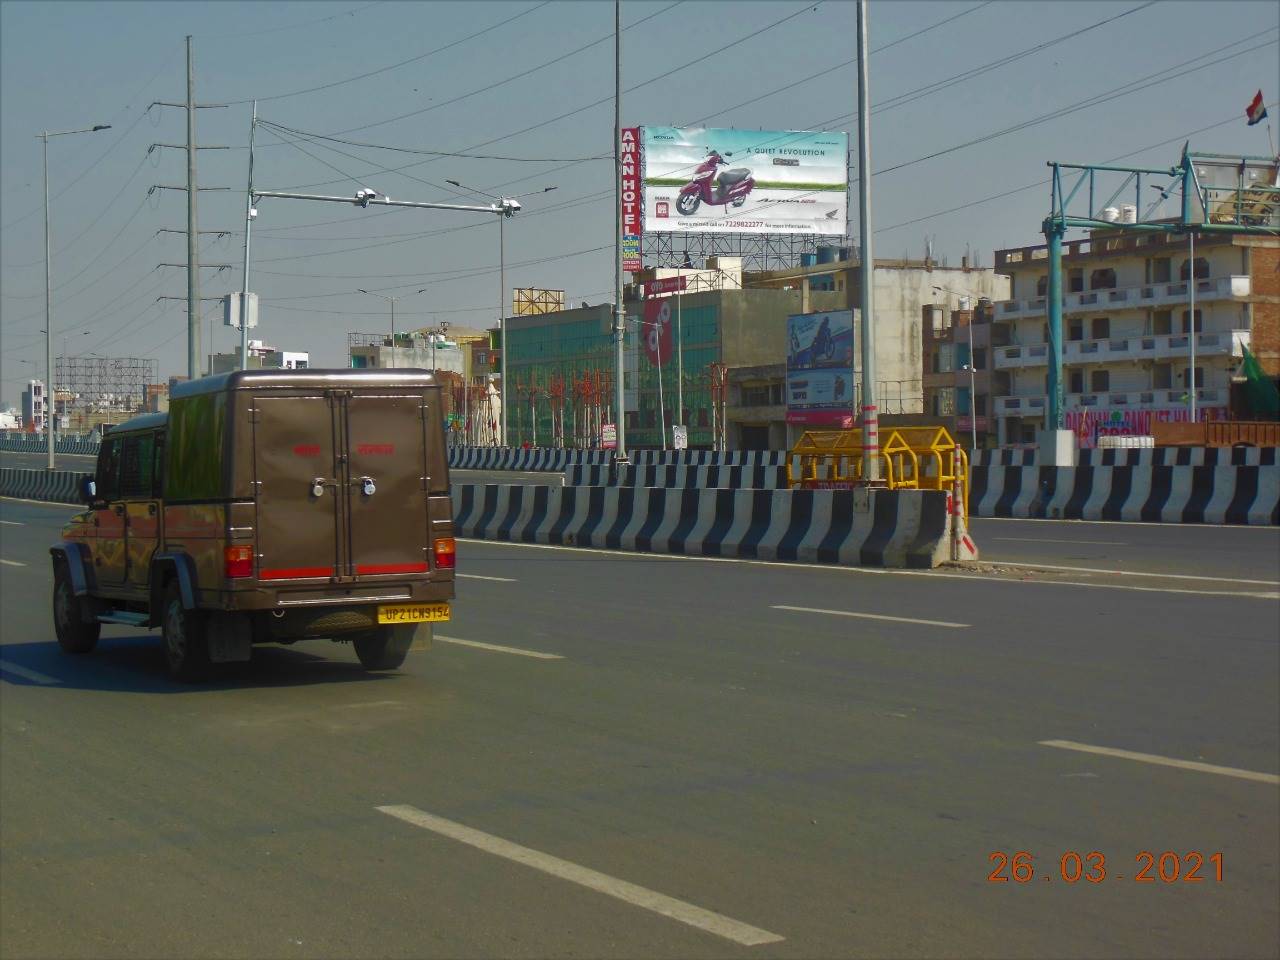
top-left (1120, 204), bottom-right (1137, 224)
top-left (1101, 207), bottom-right (1121, 223)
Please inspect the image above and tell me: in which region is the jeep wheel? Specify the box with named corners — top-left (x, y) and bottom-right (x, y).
top-left (162, 580), bottom-right (210, 682)
top-left (52, 560), bottom-right (99, 654)
top-left (353, 625), bottom-right (415, 671)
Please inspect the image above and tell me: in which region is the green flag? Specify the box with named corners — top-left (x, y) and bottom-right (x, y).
top-left (1240, 344), bottom-right (1280, 419)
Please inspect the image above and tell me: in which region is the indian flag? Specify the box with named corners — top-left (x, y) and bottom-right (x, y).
top-left (1245, 90), bottom-right (1268, 126)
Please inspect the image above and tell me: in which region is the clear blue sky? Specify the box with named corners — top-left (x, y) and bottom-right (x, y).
top-left (2, 0), bottom-right (1276, 406)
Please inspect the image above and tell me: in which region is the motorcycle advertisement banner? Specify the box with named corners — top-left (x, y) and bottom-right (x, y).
top-left (641, 126), bottom-right (848, 236)
top-left (642, 297), bottom-right (675, 366)
top-left (786, 310), bottom-right (856, 426)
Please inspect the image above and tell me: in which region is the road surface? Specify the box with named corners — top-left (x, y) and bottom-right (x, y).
top-left (1, 497), bottom-right (1276, 958)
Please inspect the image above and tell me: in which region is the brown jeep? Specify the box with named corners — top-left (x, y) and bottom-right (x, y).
top-left (51, 370), bottom-right (456, 681)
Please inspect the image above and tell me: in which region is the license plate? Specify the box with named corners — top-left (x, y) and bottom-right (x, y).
top-left (377, 603), bottom-right (450, 624)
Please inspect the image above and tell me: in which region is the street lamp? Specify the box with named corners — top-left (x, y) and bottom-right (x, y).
top-left (38, 122), bottom-right (110, 468)
top-left (357, 287), bottom-right (426, 368)
top-left (446, 179), bottom-right (555, 447)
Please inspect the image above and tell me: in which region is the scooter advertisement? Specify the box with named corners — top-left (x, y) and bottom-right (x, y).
top-left (641, 126), bottom-right (847, 235)
top-left (786, 309), bottom-right (856, 426)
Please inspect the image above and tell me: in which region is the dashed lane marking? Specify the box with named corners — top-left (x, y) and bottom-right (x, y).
top-left (376, 804), bottom-right (784, 946)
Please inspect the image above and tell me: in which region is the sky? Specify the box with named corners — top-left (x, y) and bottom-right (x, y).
top-left (1, 0), bottom-right (1276, 407)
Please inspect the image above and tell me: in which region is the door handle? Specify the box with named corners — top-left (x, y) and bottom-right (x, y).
top-left (148, 503), bottom-right (157, 516)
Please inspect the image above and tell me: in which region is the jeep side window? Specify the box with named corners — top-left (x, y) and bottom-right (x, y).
top-left (97, 439), bottom-right (122, 502)
top-left (151, 431), bottom-right (165, 498)
top-left (119, 434), bottom-right (156, 500)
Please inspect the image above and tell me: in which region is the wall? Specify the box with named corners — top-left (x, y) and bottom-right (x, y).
top-left (1247, 241), bottom-right (1279, 375)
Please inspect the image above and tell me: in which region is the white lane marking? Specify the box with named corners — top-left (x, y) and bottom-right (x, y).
top-left (992, 537), bottom-right (1126, 546)
top-left (0, 559), bottom-right (27, 567)
top-left (338, 700), bottom-right (404, 710)
top-left (995, 561), bottom-right (1278, 586)
top-left (974, 515), bottom-right (1279, 531)
top-left (435, 635), bottom-right (562, 660)
top-left (376, 804), bottom-right (784, 946)
top-left (0, 520), bottom-right (23, 526)
top-left (1040, 740), bottom-right (1279, 786)
top-left (772, 604), bottom-right (969, 629)
top-left (457, 573), bottom-right (518, 582)
top-left (458, 539), bottom-right (1280, 600)
top-left (0, 660), bottom-right (61, 684)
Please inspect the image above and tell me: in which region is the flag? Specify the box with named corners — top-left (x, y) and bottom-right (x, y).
top-left (1240, 344), bottom-right (1279, 419)
top-left (1245, 90), bottom-right (1268, 126)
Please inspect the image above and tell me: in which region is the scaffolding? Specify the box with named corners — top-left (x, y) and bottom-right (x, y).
top-left (642, 232), bottom-right (858, 271)
top-left (55, 356), bottom-right (158, 423)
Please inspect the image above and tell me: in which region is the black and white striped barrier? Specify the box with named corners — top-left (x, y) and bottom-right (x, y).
top-left (451, 484), bottom-right (969, 568)
top-left (447, 446), bottom-right (611, 471)
top-left (0, 437), bottom-right (100, 456)
top-left (972, 447), bottom-right (1276, 467)
top-left (971, 464), bottom-right (1280, 525)
top-left (629, 450), bottom-right (789, 468)
top-left (564, 464), bottom-right (791, 489)
top-left (0, 468), bottom-right (89, 505)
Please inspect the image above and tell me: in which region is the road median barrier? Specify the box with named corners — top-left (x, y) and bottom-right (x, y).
top-left (451, 484), bottom-right (968, 568)
top-left (1, 468), bottom-right (89, 505)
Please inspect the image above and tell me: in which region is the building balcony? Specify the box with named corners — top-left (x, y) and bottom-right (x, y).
top-left (994, 330), bottom-right (1249, 369)
top-left (995, 388), bottom-right (1226, 417)
top-left (993, 275), bottom-right (1251, 322)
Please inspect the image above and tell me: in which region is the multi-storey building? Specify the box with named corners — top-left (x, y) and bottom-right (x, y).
top-left (921, 299), bottom-right (996, 447)
top-left (992, 228), bottom-right (1278, 447)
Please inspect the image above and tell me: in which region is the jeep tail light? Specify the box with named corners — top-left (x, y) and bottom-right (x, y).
top-left (225, 545), bottom-right (254, 579)
top-left (433, 537), bottom-right (456, 570)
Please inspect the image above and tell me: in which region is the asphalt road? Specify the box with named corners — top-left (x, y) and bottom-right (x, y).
top-left (1, 496), bottom-right (1277, 959)
top-left (0, 450), bottom-right (99, 472)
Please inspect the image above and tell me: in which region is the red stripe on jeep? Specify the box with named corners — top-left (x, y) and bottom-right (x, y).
top-left (259, 566), bottom-right (334, 580)
top-left (356, 562), bottom-right (429, 575)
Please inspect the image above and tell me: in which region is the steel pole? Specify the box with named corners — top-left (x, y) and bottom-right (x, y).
top-left (613, 0), bottom-right (627, 460)
top-left (969, 319), bottom-right (978, 450)
top-left (499, 212), bottom-right (507, 446)
top-left (1045, 222), bottom-right (1065, 429)
top-left (676, 289), bottom-right (683, 429)
top-left (389, 299), bottom-right (396, 368)
top-left (42, 132), bottom-right (54, 469)
top-left (655, 321), bottom-right (666, 448)
top-left (856, 0), bottom-right (879, 480)
top-left (239, 101), bottom-right (256, 370)
top-left (186, 35), bottom-right (201, 379)
top-left (1188, 231), bottom-right (1197, 423)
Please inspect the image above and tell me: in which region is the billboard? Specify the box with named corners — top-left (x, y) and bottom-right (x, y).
top-left (1064, 407), bottom-right (1228, 448)
top-left (642, 297), bottom-right (675, 366)
top-left (621, 127), bottom-right (643, 271)
top-left (642, 126), bottom-right (847, 236)
top-left (786, 310), bottom-right (856, 426)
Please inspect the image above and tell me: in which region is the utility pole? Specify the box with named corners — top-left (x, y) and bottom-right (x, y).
top-left (240, 101), bottom-right (256, 371)
top-left (151, 36), bottom-right (227, 379)
top-left (613, 0), bottom-right (627, 460)
top-left (856, 0), bottom-right (879, 480)
top-left (186, 36), bottom-right (200, 380)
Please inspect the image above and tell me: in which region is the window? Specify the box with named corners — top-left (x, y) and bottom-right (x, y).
top-left (1153, 310), bottom-right (1173, 335)
top-left (1149, 257), bottom-right (1172, 283)
top-left (1181, 309), bottom-right (1203, 333)
top-left (1153, 364), bottom-right (1172, 389)
top-left (1091, 317), bottom-right (1110, 340)
top-left (974, 394), bottom-right (988, 416)
top-left (1035, 275), bottom-right (1048, 297)
top-left (770, 383), bottom-right (783, 405)
top-left (1089, 268), bottom-right (1117, 290)
top-left (96, 438), bottom-right (122, 502)
top-left (1179, 257), bottom-right (1209, 280)
top-left (119, 433), bottom-right (156, 499)
top-left (1069, 370), bottom-right (1084, 393)
top-left (1068, 268), bottom-right (1084, 293)
top-left (740, 385), bottom-right (774, 407)
top-left (957, 387), bottom-right (972, 415)
top-left (1090, 370), bottom-right (1110, 393)
top-left (1183, 366), bottom-right (1204, 388)
top-left (1068, 319), bottom-right (1085, 342)
top-left (972, 348), bottom-right (987, 371)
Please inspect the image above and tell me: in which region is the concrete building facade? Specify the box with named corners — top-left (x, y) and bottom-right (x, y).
top-left (992, 231), bottom-right (1278, 446)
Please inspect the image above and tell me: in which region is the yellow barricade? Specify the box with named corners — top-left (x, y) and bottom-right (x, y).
top-left (786, 426), bottom-right (969, 522)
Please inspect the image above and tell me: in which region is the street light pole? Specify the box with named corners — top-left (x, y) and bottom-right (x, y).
top-left (38, 122), bottom-right (110, 468)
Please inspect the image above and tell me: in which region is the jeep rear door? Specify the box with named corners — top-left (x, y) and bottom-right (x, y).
top-left (344, 393), bottom-right (431, 579)
top-left (252, 395), bottom-right (342, 582)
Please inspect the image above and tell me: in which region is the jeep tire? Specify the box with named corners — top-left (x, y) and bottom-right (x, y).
top-left (353, 624), bottom-right (415, 671)
top-left (52, 559), bottom-right (100, 654)
top-left (162, 580), bottom-right (211, 682)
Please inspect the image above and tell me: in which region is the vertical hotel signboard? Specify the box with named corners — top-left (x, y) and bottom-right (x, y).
top-left (621, 127), bottom-right (642, 272)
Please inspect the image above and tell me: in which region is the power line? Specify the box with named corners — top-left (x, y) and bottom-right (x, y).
top-left (202, 1), bottom-right (386, 40)
top-left (219, 2), bottom-right (553, 105)
top-left (253, 121), bottom-right (610, 163)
